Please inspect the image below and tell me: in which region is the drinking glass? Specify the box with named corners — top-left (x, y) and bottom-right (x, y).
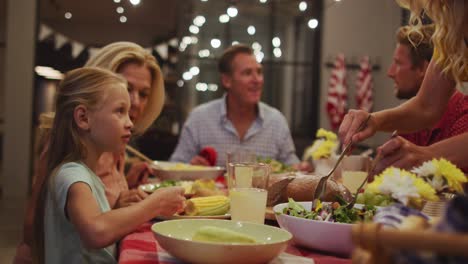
top-left (227, 162), bottom-right (270, 224)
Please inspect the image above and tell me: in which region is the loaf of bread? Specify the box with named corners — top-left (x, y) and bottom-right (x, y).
top-left (267, 172), bottom-right (352, 206)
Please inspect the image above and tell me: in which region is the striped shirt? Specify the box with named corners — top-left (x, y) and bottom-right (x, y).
top-left (170, 95), bottom-right (300, 167)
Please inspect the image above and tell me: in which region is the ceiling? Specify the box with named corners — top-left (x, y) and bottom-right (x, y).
top-left (39, 0), bottom-right (181, 47)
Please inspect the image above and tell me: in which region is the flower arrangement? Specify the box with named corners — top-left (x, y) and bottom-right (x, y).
top-left (363, 167), bottom-right (438, 208)
top-left (302, 128), bottom-right (338, 161)
top-left (411, 158), bottom-right (467, 194)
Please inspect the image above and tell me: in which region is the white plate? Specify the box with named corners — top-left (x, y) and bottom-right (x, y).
top-left (155, 213), bottom-right (231, 221)
top-left (152, 161), bottom-right (225, 181)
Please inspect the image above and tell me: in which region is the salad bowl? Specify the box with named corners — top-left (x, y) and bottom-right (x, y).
top-left (273, 201), bottom-right (373, 256)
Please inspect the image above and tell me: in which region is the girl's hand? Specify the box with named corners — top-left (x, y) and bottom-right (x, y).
top-left (149, 186), bottom-right (186, 217)
top-left (114, 188), bottom-right (148, 208)
top-left (339, 109), bottom-right (377, 145)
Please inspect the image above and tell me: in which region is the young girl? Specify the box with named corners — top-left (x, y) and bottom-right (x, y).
top-left (32, 67), bottom-right (185, 264)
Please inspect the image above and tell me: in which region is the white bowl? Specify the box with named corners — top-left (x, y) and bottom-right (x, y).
top-left (273, 201), bottom-right (354, 256)
top-left (152, 219), bottom-right (292, 264)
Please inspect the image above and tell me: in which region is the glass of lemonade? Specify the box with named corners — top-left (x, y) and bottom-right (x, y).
top-left (339, 155), bottom-right (370, 193)
top-left (229, 187), bottom-right (268, 224)
top-left (227, 162), bottom-right (270, 224)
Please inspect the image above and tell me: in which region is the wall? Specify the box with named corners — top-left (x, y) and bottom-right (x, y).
top-left (0, 0), bottom-right (6, 124)
top-left (319, 0), bottom-right (402, 147)
top-left (2, 0), bottom-right (36, 198)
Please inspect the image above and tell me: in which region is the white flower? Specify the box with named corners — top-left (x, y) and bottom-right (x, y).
top-left (411, 160), bottom-right (436, 177)
top-left (378, 170), bottom-right (420, 205)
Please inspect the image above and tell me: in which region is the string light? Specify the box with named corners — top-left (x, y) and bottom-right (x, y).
top-left (227, 6), bottom-right (238, 17)
top-left (299, 1), bottom-right (307, 11)
top-left (177, 80), bottom-right (184, 87)
top-left (272, 37), bottom-right (281, 47)
top-left (129, 0), bottom-right (141, 6)
top-left (190, 66), bottom-right (200, 76)
top-left (211, 38), bottom-right (221, 48)
top-left (119, 16), bottom-right (127, 23)
top-left (193, 16), bottom-right (206, 27)
top-left (189, 25), bottom-right (200, 34)
top-left (183, 72), bottom-right (193, 81)
top-left (308, 18), bottom-right (318, 29)
top-left (259, 0), bottom-right (267, 3)
top-left (252, 42), bottom-right (262, 51)
top-left (232, 41), bottom-right (239, 45)
top-left (113, 0), bottom-right (121, 3)
top-left (198, 49), bottom-right (210, 58)
top-left (219, 14), bottom-right (230, 23)
top-left (273, 48), bottom-right (282, 58)
top-left (247, 25), bottom-right (256, 35)
top-left (64, 12), bottom-right (72, 19)
top-left (116, 7), bottom-right (124, 14)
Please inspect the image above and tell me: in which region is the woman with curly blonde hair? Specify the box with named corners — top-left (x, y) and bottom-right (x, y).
top-left (339, 0), bottom-right (468, 169)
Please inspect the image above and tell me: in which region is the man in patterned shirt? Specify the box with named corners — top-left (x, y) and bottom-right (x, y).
top-left (170, 44), bottom-right (308, 169)
top-left (374, 25), bottom-right (468, 173)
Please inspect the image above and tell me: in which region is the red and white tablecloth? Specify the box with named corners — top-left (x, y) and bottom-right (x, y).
top-left (118, 222), bottom-right (351, 264)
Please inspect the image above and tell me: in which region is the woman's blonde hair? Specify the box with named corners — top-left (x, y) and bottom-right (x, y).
top-left (85, 41), bottom-right (165, 134)
top-left (32, 67), bottom-right (127, 264)
top-left (397, 0), bottom-right (467, 83)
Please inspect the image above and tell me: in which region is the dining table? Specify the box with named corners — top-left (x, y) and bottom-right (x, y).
top-left (118, 221), bottom-right (352, 264)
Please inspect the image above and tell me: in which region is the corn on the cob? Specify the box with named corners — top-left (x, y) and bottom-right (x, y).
top-left (185, 195), bottom-right (230, 216)
top-left (192, 226), bottom-right (256, 244)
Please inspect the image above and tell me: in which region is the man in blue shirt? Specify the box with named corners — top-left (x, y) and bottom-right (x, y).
top-left (170, 44), bottom-right (307, 169)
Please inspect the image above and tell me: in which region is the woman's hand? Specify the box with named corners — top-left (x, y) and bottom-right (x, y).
top-left (339, 109), bottom-right (377, 145)
top-left (114, 188), bottom-right (148, 208)
top-left (149, 186), bottom-right (186, 217)
top-left (373, 136), bottom-right (434, 174)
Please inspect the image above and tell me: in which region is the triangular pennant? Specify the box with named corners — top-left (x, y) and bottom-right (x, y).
top-left (155, 44), bottom-right (168, 60)
top-left (88, 47), bottom-right (101, 59)
top-left (38, 24), bottom-right (53, 41)
top-left (71, 41), bottom-right (85, 58)
top-left (168, 38), bottom-right (179, 47)
top-left (54, 33), bottom-right (68, 50)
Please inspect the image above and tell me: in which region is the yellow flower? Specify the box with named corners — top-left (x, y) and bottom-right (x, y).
top-left (316, 128), bottom-right (337, 141)
top-left (434, 158), bottom-right (467, 193)
top-left (311, 140), bottom-right (337, 160)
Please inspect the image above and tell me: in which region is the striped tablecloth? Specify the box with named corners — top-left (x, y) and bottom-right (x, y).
top-left (118, 222), bottom-right (351, 264)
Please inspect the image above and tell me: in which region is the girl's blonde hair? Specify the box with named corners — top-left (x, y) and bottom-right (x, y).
top-left (397, 0), bottom-right (467, 83)
top-left (32, 67), bottom-right (127, 264)
top-left (85, 41), bottom-right (165, 134)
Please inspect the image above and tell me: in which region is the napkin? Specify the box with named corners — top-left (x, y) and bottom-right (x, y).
top-left (199, 146), bottom-right (217, 166)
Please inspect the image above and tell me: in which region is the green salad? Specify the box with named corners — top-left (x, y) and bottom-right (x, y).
top-left (257, 157), bottom-right (294, 174)
top-left (281, 198), bottom-right (376, 224)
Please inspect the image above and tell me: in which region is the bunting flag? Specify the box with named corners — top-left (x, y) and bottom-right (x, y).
top-left (38, 24), bottom-right (53, 41)
top-left (36, 23), bottom-right (177, 63)
top-left (355, 56), bottom-right (374, 112)
top-left (326, 53), bottom-right (348, 131)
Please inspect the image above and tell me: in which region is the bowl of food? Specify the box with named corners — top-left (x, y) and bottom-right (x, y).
top-left (273, 199), bottom-right (376, 256)
top-left (151, 219), bottom-right (292, 264)
top-left (152, 161), bottom-right (225, 181)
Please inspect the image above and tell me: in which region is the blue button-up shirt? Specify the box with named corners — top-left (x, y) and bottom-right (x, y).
top-left (170, 95), bottom-right (300, 167)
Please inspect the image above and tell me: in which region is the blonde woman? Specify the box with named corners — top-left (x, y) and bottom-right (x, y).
top-left (30, 67), bottom-right (184, 264)
top-left (339, 0), bottom-right (468, 169)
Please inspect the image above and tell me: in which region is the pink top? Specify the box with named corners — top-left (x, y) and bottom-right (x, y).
top-left (97, 152), bottom-right (129, 209)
